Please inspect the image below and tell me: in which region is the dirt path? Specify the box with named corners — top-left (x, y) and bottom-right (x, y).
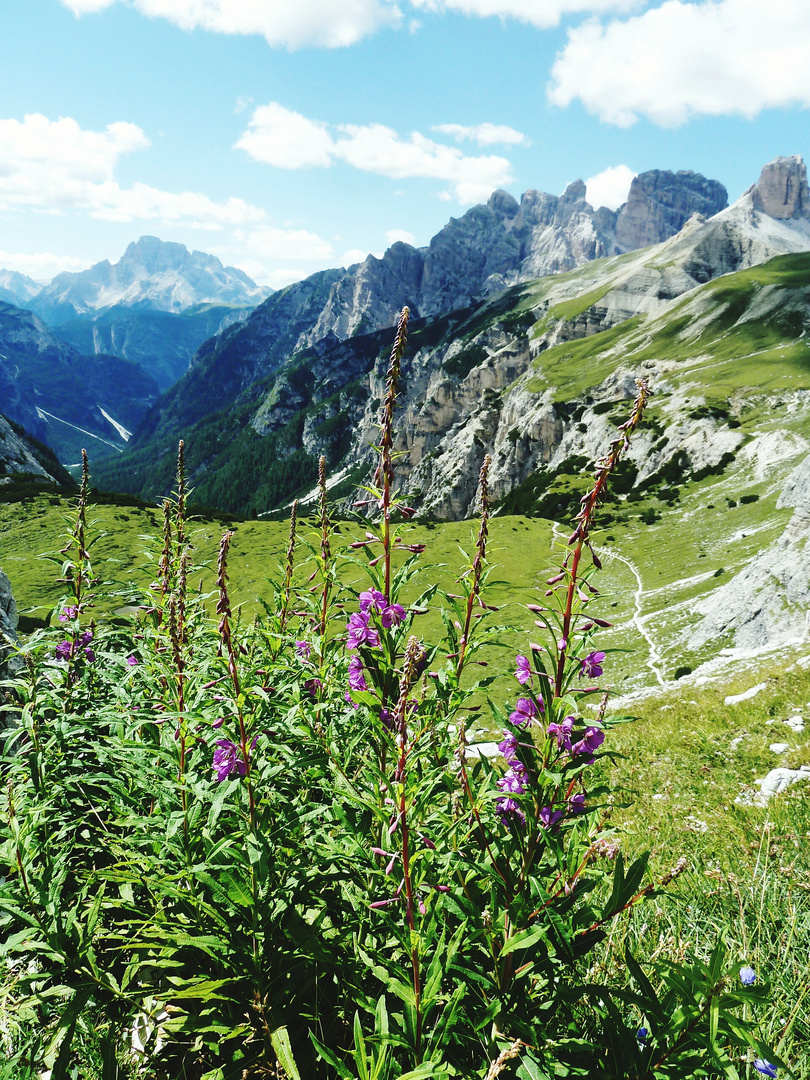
top-left (601, 548), bottom-right (666, 685)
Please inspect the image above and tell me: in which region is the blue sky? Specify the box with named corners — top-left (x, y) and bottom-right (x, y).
top-left (1, 0), bottom-right (809, 288)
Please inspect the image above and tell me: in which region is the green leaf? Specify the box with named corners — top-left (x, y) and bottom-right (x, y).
top-left (270, 1026), bottom-right (302, 1080)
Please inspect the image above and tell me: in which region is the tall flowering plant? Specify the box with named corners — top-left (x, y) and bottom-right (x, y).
top-left (0, 316), bottom-right (785, 1079)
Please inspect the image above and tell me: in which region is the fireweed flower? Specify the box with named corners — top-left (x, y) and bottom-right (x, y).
top-left (348, 655), bottom-right (367, 692)
top-left (126, 655), bottom-right (138, 667)
top-left (497, 762), bottom-right (527, 795)
top-left (303, 678), bottom-right (323, 698)
top-left (59, 605), bottom-right (78, 622)
top-left (572, 726), bottom-right (605, 759)
top-left (539, 806), bottom-right (564, 830)
top-left (496, 796), bottom-right (526, 827)
top-left (346, 611), bottom-right (380, 650)
top-left (547, 715), bottom-right (575, 751)
top-left (568, 792), bottom-right (587, 814)
top-left (359, 589), bottom-right (386, 614)
top-left (295, 640), bottom-right (311, 660)
top-left (55, 641), bottom-right (73, 661)
top-left (580, 650), bottom-right (605, 679)
top-left (509, 697), bottom-right (542, 727)
top-left (380, 602), bottom-right (406, 628)
top-left (515, 654), bottom-right (532, 684)
top-left (739, 966), bottom-right (756, 986)
top-left (498, 731), bottom-right (519, 762)
top-left (212, 739), bottom-right (247, 782)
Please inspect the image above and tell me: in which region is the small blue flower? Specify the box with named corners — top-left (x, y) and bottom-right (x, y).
top-left (636, 1026), bottom-right (648, 1043)
top-left (753, 1060), bottom-right (777, 1078)
top-left (739, 965), bottom-right (756, 986)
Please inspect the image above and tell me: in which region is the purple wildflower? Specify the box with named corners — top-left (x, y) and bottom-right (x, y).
top-left (303, 678), bottom-right (323, 699)
top-left (126, 655), bottom-right (138, 667)
top-left (568, 792), bottom-right (587, 814)
top-left (59, 605), bottom-right (78, 622)
top-left (359, 589), bottom-right (386, 614)
top-left (547, 715), bottom-right (575, 751)
top-left (212, 717), bottom-right (225, 728)
top-left (498, 731), bottom-right (519, 762)
top-left (572, 726), bottom-right (605, 759)
top-left (580, 650), bottom-right (605, 679)
top-left (497, 762), bottom-right (527, 795)
top-left (637, 1027), bottom-right (648, 1044)
top-left (344, 692), bottom-right (359, 709)
top-left (515, 655), bottom-right (532, 685)
top-left (84, 648), bottom-right (95, 663)
top-left (55, 640), bottom-right (73, 661)
top-left (80, 629), bottom-right (93, 647)
top-left (381, 602), bottom-right (406, 628)
top-left (754, 1062), bottom-right (777, 1078)
top-left (509, 697), bottom-right (541, 728)
top-left (295, 640), bottom-right (311, 660)
top-left (212, 739), bottom-right (247, 782)
top-left (739, 966), bottom-right (756, 986)
top-left (539, 806), bottom-right (564, 830)
top-left (346, 611), bottom-right (380, 650)
top-left (348, 655), bottom-right (367, 692)
top-left (496, 796), bottom-right (526, 827)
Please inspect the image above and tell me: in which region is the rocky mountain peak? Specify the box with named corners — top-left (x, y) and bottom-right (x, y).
top-left (752, 155), bottom-right (810, 220)
top-left (487, 189), bottom-right (520, 219)
top-left (615, 169), bottom-right (728, 249)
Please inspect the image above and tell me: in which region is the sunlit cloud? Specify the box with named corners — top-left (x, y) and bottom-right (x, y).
top-left (548, 0), bottom-right (810, 126)
top-left (236, 102), bottom-right (514, 203)
top-left (385, 229), bottom-right (417, 245)
top-left (432, 122), bottom-right (529, 147)
top-left (585, 164), bottom-right (636, 210)
top-left (0, 249), bottom-right (87, 281)
top-left (60, 0), bottom-right (403, 49)
top-left (0, 113), bottom-right (265, 228)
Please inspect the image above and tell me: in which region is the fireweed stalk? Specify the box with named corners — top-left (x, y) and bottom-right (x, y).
top-left (317, 456), bottom-right (332, 641)
top-left (278, 498), bottom-right (298, 640)
top-left (55, 449), bottom-right (97, 692)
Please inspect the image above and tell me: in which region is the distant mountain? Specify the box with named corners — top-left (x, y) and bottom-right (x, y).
top-left (0, 300), bottom-right (160, 464)
top-left (52, 302), bottom-right (253, 391)
top-left (0, 269), bottom-right (41, 308)
top-left (30, 236), bottom-right (273, 324)
top-left (94, 156), bottom-right (810, 523)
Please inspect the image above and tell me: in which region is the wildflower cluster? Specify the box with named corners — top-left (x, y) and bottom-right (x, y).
top-left (0, 329), bottom-right (786, 1080)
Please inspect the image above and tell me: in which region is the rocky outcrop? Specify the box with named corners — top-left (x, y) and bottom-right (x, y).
top-left (0, 568), bottom-right (22, 683)
top-left (0, 415), bottom-right (61, 484)
top-left (0, 269), bottom-right (41, 309)
top-left (751, 156), bottom-right (810, 220)
top-left (615, 170), bottom-right (728, 249)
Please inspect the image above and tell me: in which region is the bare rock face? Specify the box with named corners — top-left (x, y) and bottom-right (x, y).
top-left (0, 415), bottom-right (55, 482)
top-left (615, 170), bottom-right (728, 249)
top-left (752, 155), bottom-right (810, 220)
top-left (0, 568), bottom-right (22, 683)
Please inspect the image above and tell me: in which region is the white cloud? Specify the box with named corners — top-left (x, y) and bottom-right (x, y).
top-left (61, 0), bottom-right (402, 49)
top-left (431, 122), bottom-right (529, 146)
top-left (548, 0), bottom-right (810, 127)
top-left (385, 229), bottom-right (417, 246)
top-left (237, 103), bottom-right (513, 202)
top-left (585, 164), bottom-right (636, 210)
top-left (0, 113), bottom-right (265, 228)
top-left (0, 249), bottom-right (86, 280)
top-left (409, 0), bottom-right (642, 29)
top-left (234, 224), bottom-right (334, 261)
top-left (235, 103), bottom-right (335, 168)
top-left (341, 248), bottom-right (372, 266)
